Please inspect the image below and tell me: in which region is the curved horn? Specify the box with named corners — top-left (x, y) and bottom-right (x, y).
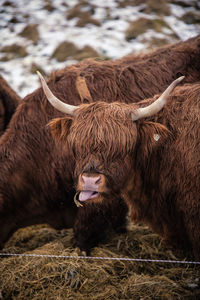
top-left (37, 71), bottom-right (77, 115)
top-left (132, 76), bottom-right (185, 121)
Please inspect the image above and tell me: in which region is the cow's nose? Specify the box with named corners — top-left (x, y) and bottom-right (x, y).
top-left (77, 172), bottom-right (107, 193)
top-left (81, 175), bottom-right (101, 186)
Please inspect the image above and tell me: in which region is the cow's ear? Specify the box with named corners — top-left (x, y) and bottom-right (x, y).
top-left (137, 121), bottom-right (170, 159)
top-left (47, 116), bottom-right (73, 143)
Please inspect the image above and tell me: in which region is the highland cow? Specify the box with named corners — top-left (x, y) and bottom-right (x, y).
top-left (0, 36), bottom-right (200, 253)
top-left (41, 73), bottom-right (200, 259)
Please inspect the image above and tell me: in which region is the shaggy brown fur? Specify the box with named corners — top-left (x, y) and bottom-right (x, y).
top-left (49, 35), bottom-right (200, 106)
top-left (131, 83), bottom-right (200, 259)
top-left (0, 36), bottom-right (200, 253)
top-left (50, 82), bottom-right (200, 259)
top-left (0, 75), bottom-right (21, 135)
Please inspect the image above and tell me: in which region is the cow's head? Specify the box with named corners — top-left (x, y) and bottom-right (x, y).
top-left (38, 72), bottom-right (184, 206)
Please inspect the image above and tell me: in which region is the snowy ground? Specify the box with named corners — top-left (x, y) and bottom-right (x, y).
top-left (0, 0), bottom-right (200, 97)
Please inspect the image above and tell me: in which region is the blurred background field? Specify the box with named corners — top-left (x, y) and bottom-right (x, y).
top-left (0, 0), bottom-right (200, 97)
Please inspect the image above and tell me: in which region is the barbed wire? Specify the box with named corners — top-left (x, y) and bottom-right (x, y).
top-left (0, 252), bottom-right (200, 265)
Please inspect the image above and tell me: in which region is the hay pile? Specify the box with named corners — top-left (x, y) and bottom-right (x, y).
top-left (0, 223), bottom-right (199, 300)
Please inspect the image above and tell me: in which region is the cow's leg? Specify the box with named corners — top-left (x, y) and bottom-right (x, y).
top-left (73, 197), bottom-right (128, 254)
top-left (0, 212), bottom-right (22, 249)
top-left (185, 213), bottom-right (200, 260)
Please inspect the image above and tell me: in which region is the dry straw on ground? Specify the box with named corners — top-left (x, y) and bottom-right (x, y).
top-left (0, 223), bottom-right (199, 299)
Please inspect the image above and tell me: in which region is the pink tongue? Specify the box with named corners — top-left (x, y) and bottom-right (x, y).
top-left (79, 191), bottom-right (97, 202)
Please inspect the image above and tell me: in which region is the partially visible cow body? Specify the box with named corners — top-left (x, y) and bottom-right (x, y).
top-left (0, 75), bottom-right (21, 135)
top-left (51, 35), bottom-right (200, 106)
top-left (123, 83), bottom-right (200, 258)
top-left (0, 36), bottom-right (200, 253)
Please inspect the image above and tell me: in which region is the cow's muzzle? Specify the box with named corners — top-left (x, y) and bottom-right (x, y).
top-left (76, 172), bottom-right (107, 205)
